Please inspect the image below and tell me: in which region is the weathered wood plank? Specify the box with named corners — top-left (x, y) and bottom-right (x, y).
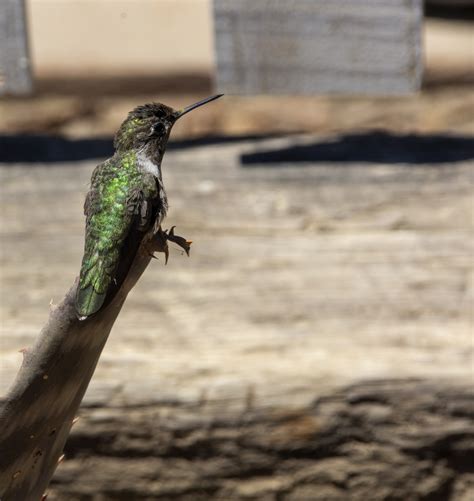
top-left (0, 0), bottom-right (33, 95)
top-left (213, 0), bottom-right (423, 95)
top-left (51, 380), bottom-right (474, 500)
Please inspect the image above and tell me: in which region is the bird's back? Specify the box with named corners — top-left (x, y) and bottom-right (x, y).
top-left (76, 152), bottom-right (148, 318)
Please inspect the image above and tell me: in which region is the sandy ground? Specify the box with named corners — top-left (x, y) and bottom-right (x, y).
top-left (0, 130), bottom-right (472, 409)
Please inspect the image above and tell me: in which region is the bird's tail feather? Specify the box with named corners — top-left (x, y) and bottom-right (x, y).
top-left (75, 285), bottom-right (107, 320)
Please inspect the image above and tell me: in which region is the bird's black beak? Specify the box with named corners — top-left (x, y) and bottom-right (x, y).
top-left (175, 94), bottom-right (224, 119)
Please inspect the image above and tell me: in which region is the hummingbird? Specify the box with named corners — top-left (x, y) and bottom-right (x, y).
top-left (75, 94), bottom-right (223, 320)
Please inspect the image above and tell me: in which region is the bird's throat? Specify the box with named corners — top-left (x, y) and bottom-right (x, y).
top-left (137, 150), bottom-right (161, 178)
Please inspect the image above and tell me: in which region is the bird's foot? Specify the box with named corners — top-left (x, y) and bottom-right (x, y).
top-left (149, 226), bottom-right (170, 263)
top-left (149, 226), bottom-right (192, 264)
top-left (165, 226), bottom-right (192, 257)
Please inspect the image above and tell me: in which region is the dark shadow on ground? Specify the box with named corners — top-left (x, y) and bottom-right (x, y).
top-left (0, 133), bottom-right (292, 163)
top-left (240, 132), bottom-right (474, 166)
top-left (1, 131), bottom-right (472, 165)
top-left (34, 74), bottom-right (212, 97)
top-left (0, 136), bottom-right (115, 163)
top-left (425, 3), bottom-right (474, 21)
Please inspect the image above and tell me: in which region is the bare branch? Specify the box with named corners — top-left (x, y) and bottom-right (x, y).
top-left (0, 229), bottom-right (170, 500)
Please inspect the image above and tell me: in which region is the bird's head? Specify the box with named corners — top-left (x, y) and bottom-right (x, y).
top-left (114, 95), bottom-right (223, 157)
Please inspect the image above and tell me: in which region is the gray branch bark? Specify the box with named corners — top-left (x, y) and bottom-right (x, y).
top-left (0, 230), bottom-right (163, 500)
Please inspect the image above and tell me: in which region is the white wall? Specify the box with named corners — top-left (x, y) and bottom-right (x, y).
top-left (27, 0), bottom-right (213, 77)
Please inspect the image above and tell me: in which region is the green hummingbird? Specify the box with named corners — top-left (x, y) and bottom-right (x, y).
top-left (75, 94), bottom-right (223, 320)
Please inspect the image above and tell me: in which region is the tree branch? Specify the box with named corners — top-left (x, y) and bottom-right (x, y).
top-left (0, 229), bottom-right (167, 500)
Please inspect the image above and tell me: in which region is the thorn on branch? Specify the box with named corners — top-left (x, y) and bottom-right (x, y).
top-left (19, 347), bottom-right (31, 364)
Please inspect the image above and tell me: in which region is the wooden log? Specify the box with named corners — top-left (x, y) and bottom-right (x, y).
top-left (47, 379), bottom-right (474, 500)
top-left (0, 0), bottom-right (33, 95)
top-left (213, 0), bottom-right (423, 95)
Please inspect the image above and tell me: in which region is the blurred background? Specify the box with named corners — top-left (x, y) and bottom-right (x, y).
top-left (1, 1), bottom-right (473, 499)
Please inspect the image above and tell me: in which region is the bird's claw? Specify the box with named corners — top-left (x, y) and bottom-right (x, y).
top-left (165, 226), bottom-right (192, 257)
top-left (150, 226), bottom-right (192, 264)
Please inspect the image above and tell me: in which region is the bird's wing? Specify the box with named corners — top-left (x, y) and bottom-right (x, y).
top-left (75, 156), bottom-right (147, 318)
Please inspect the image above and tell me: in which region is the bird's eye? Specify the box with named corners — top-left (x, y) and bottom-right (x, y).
top-left (152, 123), bottom-right (166, 136)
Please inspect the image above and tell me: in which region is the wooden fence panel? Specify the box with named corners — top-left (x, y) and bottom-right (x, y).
top-left (213, 0), bottom-right (423, 95)
top-left (0, 0), bottom-right (33, 95)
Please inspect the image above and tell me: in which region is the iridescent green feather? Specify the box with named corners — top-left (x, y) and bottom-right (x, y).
top-left (76, 151), bottom-right (145, 318)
